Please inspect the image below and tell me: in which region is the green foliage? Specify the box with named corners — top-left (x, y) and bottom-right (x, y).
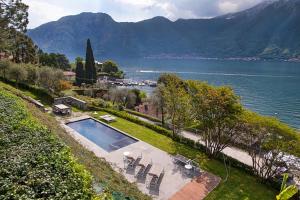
top-left (75, 57), bottom-right (84, 86)
top-left (25, 64), bottom-right (39, 85)
top-left (240, 111), bottom-right (300, 180)
top-left (85, 39), bottom-right (97, 84)
top-left (125, 109), bottom-right (161, 123)
top-left (102, 60), bottom-right (118, 73)
top-left (160, 74), bottom-right (192, 134)
top-left (0, 59), bottom-right (11, 78)
top-left (0, 0), bottom-right (38, 63)
top-left (100, 60), bottom-right (124, 79)
top-left (8, 63), bottom-right (28, 84)
top-left (276, 174), bottom-right (299, 200)
top-left (187, 80), bottom-right (243, 156)
top-left (0, 89), bottom-right (95, 199)
top-left (38, 50), bottom-right (71, 70)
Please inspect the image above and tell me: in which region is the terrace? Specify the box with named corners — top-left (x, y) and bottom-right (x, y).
top-left (62, 115), bottom-right (220, 199)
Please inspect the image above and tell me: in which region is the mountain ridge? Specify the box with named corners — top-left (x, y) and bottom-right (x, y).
top-left (28, 0), bottom-right (300, 60)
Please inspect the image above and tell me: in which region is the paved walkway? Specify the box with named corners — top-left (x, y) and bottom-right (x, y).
top-left (133, 114), bottom-right (253, 166)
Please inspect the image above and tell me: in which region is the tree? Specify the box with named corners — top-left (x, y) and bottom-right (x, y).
top-left (12, 31), bottom-right (38, 63)
top-left (0, 0), bottom-right (34, 63)
top-left (131, 88), bottom-right (146, 106)
top-left (25, 64), bottom-right (39, 85)
top-left (75, 57), bottom-right (84, 86)
top-left (102, 60), bottom-right (118, 73)
top-left (38, 51), bottom-right (70, 70)
top-left (107, 88), bottom-right (137, 109)
top-left (161, 74), bottom-right (191, 135)
top-left (0, 59), bottom-right (11, 78)
top-left (240, 111), bottom-right (300, 181)
top-left (8, 63), bottom-right (27, 85)
top-left (150, 84), bottom-right (166, 125)
top-left (84, 39), bottom-right (96, 84)
top-left (38, 67), bottom-right (64, 93)
top-left (188, 80), bottom-right (243, 157)
top-left (38, 67), bottom-right (52, 90)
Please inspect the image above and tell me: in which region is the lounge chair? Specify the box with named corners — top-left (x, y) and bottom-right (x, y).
top-left (125, 154), bottom-right (142, 171)
top-left (173, 154), bottom-right (190, 166)
top-left (136, 162), bottom-right (152, 180)
top-left (100, 115), bottom-right (116, 123)
top-left (149, 170), bottom-right (164, 191)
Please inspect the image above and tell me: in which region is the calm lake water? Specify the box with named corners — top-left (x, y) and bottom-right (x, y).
top-left (112, 58), bottom-right (300, 129)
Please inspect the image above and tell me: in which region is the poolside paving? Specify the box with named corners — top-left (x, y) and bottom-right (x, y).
top-left (60, 115), bottom-right (220, 200)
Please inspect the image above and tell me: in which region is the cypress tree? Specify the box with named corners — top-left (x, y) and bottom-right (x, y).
top-left (75, 57), bottom-right (84, 86)
top-left (85, 39), bottom-right (96, 84)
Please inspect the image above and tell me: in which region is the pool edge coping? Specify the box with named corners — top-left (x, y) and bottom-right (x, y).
top-left (65, 115), bottom-right (141, 149)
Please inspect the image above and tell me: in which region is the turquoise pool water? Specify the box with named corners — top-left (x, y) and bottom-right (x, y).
top-left (67, 118), bottom-right (138, 152)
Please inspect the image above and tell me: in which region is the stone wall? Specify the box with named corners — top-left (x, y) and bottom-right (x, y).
top-left (54, 96), bottom-right (87, 110)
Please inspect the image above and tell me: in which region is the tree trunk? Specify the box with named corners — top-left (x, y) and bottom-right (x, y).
top-left (161, 106), bottom-right (165, 126)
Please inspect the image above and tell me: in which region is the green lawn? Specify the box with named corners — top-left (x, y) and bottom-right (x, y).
top-left (92, 111), bottom-right (276, 200)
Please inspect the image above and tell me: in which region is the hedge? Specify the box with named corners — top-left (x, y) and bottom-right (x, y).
top-left (125, 109), bottom-right (162, 123)
top-left (0, 77), bottom-right (55, 105)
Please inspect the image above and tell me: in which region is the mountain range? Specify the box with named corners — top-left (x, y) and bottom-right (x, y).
top-left (28, 0), bottom-right (300, 60)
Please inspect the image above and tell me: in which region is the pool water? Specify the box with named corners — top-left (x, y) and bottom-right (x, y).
top-left (67, 118), bottom-right (138, 152)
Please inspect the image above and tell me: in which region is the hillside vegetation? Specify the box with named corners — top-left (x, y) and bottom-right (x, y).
top-left (0, 88), bottom-right (95, 199)
top-left (28, 0), bottom-right (300, 60)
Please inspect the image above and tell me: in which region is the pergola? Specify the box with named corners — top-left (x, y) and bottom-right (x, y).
top-left (53, 104), bottom-right (71, 115)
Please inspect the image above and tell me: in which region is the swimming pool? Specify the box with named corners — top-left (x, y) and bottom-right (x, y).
top-left (66, 118), bottom-right (138, 152)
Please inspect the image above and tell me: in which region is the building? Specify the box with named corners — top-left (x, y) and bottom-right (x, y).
top-left (63, 71), bottom-right (76, 81)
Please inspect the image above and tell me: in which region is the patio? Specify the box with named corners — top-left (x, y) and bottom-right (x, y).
top-left (61, 115), bottom-right (220, 200)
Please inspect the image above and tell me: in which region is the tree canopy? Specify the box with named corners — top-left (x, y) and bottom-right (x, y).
top-left (84, 39), bottom-right (96, 84)
top-left (0, 0), bottom-right (38, 63)
top-left (38, 50), bottom-right (71, 70)
top-left (75, 57), bottom-right (84, 86)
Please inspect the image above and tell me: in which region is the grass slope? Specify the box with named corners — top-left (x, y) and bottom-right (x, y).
top-left (0, 88), bottom-right (95, 199)
top-left (92, 111), bottom-right (276, 200)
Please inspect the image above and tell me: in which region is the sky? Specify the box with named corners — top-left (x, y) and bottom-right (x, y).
top-left (23, 0), bottom-right (266, 28)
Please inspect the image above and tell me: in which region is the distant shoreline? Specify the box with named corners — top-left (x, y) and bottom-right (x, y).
top-left (143, 55), bottom-right (300, 63)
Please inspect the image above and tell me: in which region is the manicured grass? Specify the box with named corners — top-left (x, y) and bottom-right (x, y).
top-left (92, 111), bottom-right (276, 200)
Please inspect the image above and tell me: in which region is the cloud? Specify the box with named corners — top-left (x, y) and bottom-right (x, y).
top-left (24, 0), bottom-right (266, 28)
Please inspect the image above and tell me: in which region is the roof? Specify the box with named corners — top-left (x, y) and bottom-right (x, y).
top-left (54, 104), bottom-right (70, 110)
top-left (63, 71), bottom-right (76, 76)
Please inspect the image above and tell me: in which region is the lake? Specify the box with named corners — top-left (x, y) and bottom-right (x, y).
top-left (113, 58), bottom-right (300, 129)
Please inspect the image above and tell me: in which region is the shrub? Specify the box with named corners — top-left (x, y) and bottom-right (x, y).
top-left (125, 109), bottom-right (161, 123)
top-left (0, 89), bottom-right (96, 199)
top-left (58, 80), bottom-right (73, 91)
